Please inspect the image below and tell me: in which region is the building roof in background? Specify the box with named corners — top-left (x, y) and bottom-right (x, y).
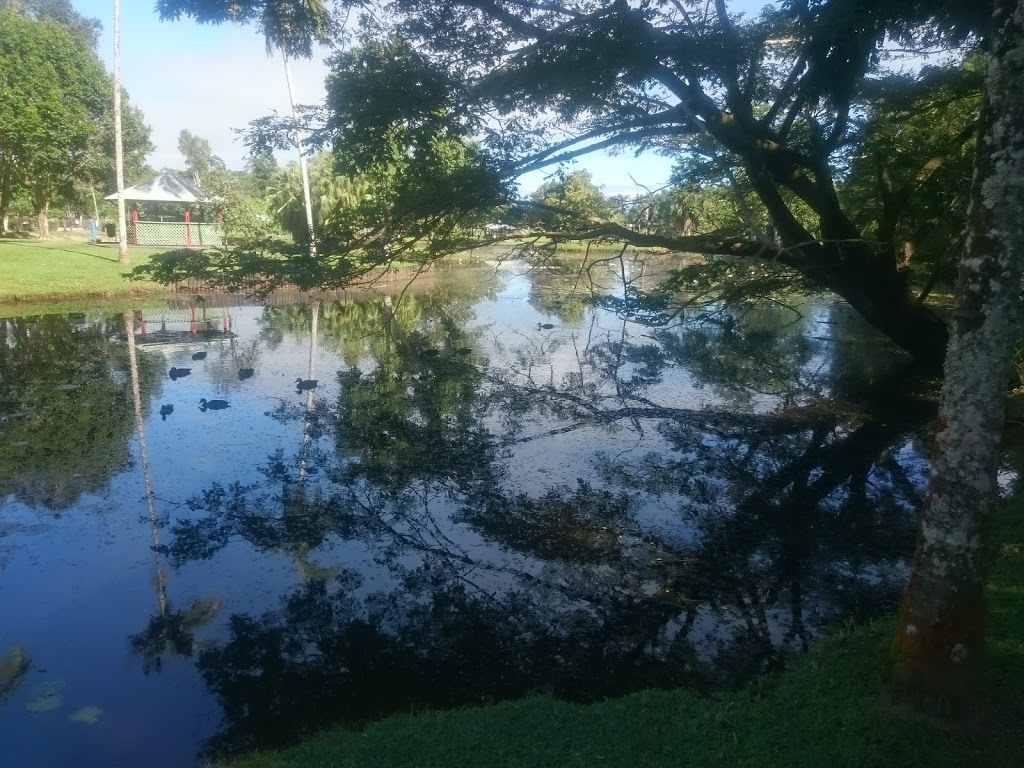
top-left (105, 174), bottom-right (208, 203)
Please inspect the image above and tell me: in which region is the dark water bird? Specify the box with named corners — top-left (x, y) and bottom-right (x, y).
top-left (421, 349), bottom-right (441, 358)
top-left (191, 351), bottom-right (207, 361)
top-left (168, 367), bottom-right (191, 380)
top-left (159, 404), bottom-right (174, 421)
top-left (537, 323), bottom-right (555, 330)
top-left (199, 398), bottom-right (230, 411)
top-left (238, 368), bottom-right (255, 380)
top-left (295, 378), bottom-right (318, 392)
top-left (455, 347), bottom-right (472, 356)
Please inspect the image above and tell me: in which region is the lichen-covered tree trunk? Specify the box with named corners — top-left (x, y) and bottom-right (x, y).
top-left (892, 0), bottom-right (1024, 715)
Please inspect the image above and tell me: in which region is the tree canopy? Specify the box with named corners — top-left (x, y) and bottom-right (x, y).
top-left (0, 7), bottom-right (151, 235)
top-left (141, 0), bottom-right (1004, 369)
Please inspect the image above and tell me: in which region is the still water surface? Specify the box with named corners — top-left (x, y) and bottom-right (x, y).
top-left (1, 257), bottom-right (934, 766)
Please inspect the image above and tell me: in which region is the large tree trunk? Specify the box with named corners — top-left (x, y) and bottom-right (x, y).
top-left (824, 250), bottom-right (950, 370)
top-left (892, 0), bottom-right (1024, 716)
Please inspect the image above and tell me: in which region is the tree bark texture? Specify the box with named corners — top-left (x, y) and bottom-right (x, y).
top-left (892, 0), bottom-right (1024, 715)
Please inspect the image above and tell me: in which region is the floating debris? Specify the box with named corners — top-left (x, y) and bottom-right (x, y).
top-left (70, 706), bottom-right (103, 725)
top-left (25, 680), bottom-right (65, 713)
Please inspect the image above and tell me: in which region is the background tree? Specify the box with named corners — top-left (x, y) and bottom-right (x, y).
top-left (0, 10), bottom-right (107, 237)
top-left (177, 129), bottom-right (225, 189)
top-left (0, 7), bottom-right (150, 238)
top-left (528, 169), bottom-right (614, 229)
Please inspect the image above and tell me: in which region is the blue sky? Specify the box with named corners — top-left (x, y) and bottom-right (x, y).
top-left (73, 1), bottom-right (765, 195)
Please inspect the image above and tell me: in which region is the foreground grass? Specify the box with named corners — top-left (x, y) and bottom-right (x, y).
top-left (0, 237), bottom-right (171, 302)
top-left (229, 507), bottom-right (1023, 768)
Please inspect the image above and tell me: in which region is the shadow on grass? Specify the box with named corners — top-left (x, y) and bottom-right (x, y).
top-left (0, 238), bottom-right (145, 262)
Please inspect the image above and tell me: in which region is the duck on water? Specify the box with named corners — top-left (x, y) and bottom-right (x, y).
top-left (199, 398), bottom-right (230, 412)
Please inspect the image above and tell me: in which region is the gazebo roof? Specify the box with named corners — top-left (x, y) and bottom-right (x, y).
top-left (105, 173), bottom-right (209, 203)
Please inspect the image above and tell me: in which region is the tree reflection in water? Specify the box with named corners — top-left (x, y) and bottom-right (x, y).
top-left (151, 288), bottom-right (933, 761)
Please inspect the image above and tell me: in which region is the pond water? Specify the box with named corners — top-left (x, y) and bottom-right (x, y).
top-left (0, 255), bottom-right (937, 767)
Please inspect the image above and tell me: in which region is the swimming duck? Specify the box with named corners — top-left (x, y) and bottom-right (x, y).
top-left (168, 367), bottom-right (191, 380)
top-left (295, 378), bottom-right (318, 392)
top-left (191, 351), bottom-right (207, 361)
top-left (199, 398), bottom-right (230, 411)
top-left (238, 368), bottom-right (255, 380)
top-left (159, 404), bottom-right (174, 421)
top-left (537, 323), bottom-right (554, 330)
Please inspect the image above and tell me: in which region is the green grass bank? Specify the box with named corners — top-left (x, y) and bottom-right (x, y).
top-left (0, 237), bottom-right (169, 303)
top-left (228, 505), bottom-right (1023, 768)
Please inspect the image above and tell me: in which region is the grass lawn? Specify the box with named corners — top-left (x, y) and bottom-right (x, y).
top-left (0, 236), bottom-right (172, 303)
top-left (228, 503), bottom-right (1024, 768)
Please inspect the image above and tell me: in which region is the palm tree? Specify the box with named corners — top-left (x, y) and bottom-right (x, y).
top-left (113, 0), bottom-right (129, 263)
top-left (154, 2), bottom-right (333, 257)
top-left (262, 1), bottom-right (332, 259)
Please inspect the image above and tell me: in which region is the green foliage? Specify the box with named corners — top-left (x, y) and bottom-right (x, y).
top-left (324, 37), bottom-right (509, 232)
top-left (0, 0), bottom-right (102, 49)
top-left (265, 153), bottom-right (371, 241)
top-left (841, 61), bottom-right (982, 284)
top-left (219, 193), bottom-right (273, 246)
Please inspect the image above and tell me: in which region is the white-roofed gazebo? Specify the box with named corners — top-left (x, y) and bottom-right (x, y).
top-left (106, 174), bottom-right (222, 248)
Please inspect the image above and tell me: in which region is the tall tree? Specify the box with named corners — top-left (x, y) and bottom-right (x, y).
top-left (892, 0), bottom-right (1023, 714)
top-left (177, 129), bottom-right (225, 188)
top-left (0, 10), bottom-right (110, 237)
top-left (113, 0), bottom-right (129, 262)
top-left (158, 1), bottom-right (335, 257)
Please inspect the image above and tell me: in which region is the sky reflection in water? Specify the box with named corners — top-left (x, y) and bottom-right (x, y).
top-left (0, 257), bottom-right (933, 767)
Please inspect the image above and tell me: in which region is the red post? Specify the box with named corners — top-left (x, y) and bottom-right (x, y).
top-left (130, 206), bottom-right (139, 245)
top-left (185, 207), bottom-right (192, 249)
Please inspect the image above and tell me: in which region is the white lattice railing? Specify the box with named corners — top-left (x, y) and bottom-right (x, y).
top-left (129, 220), bottom-right (223, 248)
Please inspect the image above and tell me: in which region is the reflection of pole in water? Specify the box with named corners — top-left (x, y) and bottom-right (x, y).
top-left (298, 300), bottom-right (320, 484)
top-left (123, 311), bottom-right (167, 620)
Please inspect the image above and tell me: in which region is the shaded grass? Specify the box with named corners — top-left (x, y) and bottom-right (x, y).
top-left (0, 237), bottom-right (173, 302)
top-left (229, 502), bottom-right (1023, 768)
